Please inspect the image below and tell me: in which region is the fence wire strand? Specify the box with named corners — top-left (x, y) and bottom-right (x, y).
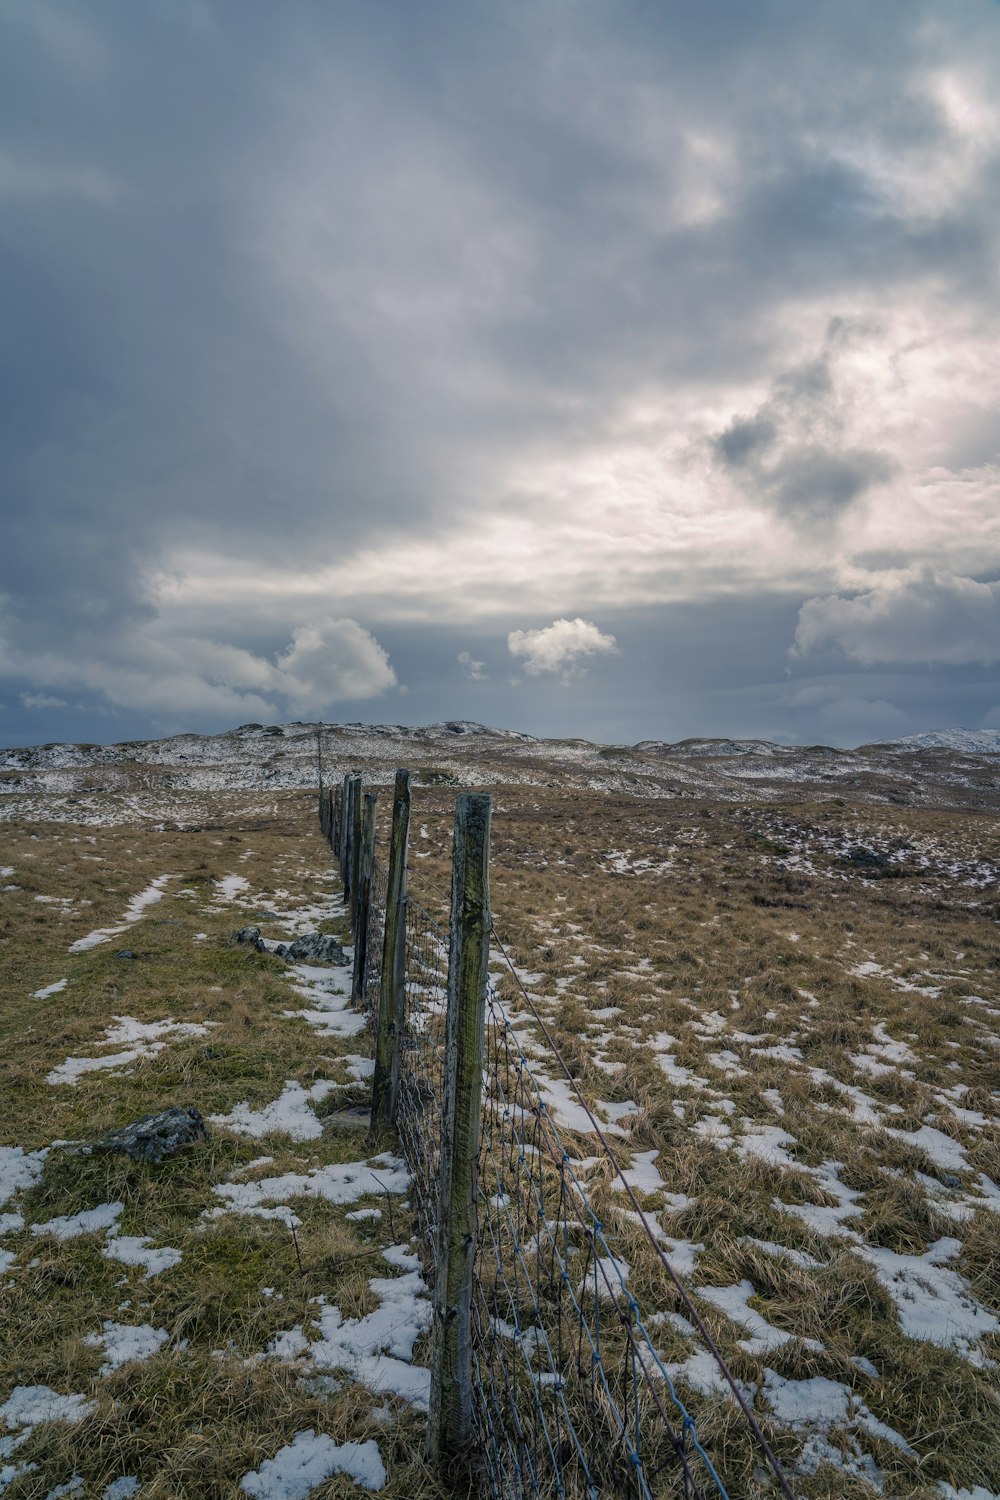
top-left (330, 786), bottom-right (796, 1500)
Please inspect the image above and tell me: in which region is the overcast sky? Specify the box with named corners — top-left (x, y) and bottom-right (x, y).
top-left (2, 0), bottom-right (999, 749)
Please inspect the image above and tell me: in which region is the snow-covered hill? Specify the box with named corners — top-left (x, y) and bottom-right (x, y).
top-left (872, 728), bottom-right (1000, 755)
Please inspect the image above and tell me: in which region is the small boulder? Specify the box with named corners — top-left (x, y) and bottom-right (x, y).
top-left (92, 1106), bottom-right (209, 1164)
top-left (235, 925), bottom-right (268, 952)
top-left (274, 932), bottom-right (348, 965)
top-left (115, 949), bottom-right (139, 960)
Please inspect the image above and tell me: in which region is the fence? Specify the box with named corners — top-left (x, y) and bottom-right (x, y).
top-left (317, 768), bottom-right (797, 1500)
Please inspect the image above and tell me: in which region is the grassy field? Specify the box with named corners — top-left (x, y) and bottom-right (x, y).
top-left (1, 764), bottom-right (999, 1498)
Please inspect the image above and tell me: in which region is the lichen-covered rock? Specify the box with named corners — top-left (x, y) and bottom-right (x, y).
top-left (235, 925), bottom-right (268, 952)
top-left (93, 1107), bottom-right (209, 1163)
top-left (273, 932), bottom-right (348, 965)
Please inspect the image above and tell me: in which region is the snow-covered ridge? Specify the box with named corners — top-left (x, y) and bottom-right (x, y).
top-left (871, 728), bottom-right (1000, 755)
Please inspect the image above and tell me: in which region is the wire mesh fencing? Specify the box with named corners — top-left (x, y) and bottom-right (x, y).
top-left (326, 781), bottom-right (795, 1500)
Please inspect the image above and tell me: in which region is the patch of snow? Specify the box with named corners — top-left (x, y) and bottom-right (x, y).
top-left (735, 1123), bottom-right (799, 1169)
top-left (0, 1147), bottom-right (47, 1207)
top-left (210, 1080), bottom-right (340, 1142)
top-left (856, 1238), bottom-right (999, 1365)
top-left (47, 1016), bottom-right (213, 1085)
top-left (102, 1236), bottom-right (182, 1277)
top-left (211, 1155), bottom-right (410, 1228)
top-left (763, 1369), bottom-right (913, 1490)
top-left (698, 1280), bottom-right (823, 1355)
top-left (214, 875), bottom-right (250, 904)
top-left (84, 1321), bottom-right (169, 1374)
top-left (102, 1481), bottom-right (140, 1500)
top-left (32, 979), bottom-right (68, 1000)
top-left (68, 875), bottom-right (172, 951)
top-left (240, 1429), bottom-right (386, 1497)
top-left (267, 1246), bottom-right (431, 1409)
top-left (31, 1203), bottom-right (123, 1241)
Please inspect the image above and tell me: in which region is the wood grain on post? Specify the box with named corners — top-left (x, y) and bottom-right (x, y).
top-left (351, 791), bottom-right (377, 1005)
top-left (427, 792), bottom-right (492, 1466)
top-left (371, 769), bottom-right (411, 1136)
top-left (340, 773), bottom-right (352, 878)
top-left (349, 776), bottom-right (363, 929)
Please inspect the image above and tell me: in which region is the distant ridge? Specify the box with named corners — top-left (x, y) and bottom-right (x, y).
top-left (872, 728), bottom-right (1000, 755)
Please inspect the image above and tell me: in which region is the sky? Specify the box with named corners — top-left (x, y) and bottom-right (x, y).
top-left (2, 0), bottom-right (999, 750)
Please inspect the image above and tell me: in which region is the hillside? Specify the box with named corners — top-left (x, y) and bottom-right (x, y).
top-left (0, 721), bottom-right (998, 1498)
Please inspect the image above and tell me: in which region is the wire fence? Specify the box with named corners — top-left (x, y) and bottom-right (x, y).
top-left (327, 781), bottom-right (795, 1500)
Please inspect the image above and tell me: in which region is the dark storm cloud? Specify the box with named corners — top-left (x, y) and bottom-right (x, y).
top-left (712, 324), bottom-right (899, 522)
top-left (1, 0), bottom-right (999, 745)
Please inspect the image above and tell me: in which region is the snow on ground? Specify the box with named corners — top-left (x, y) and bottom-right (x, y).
top-left (210, 1080), bottom-right (341, 1142)
top-left (763, 1369), bottom-right (913, 1491)
top-left (101, 1235), bottom-right (182, 1277)
top-left (265, 1244), bottom-right (431, 1410)
top-left (68, 876), bottom-right (173, 952)
top-left (696, 1281), bottom-right (824, 1356)
top-left (0, 1147), bottom-right (47, 1206)
top-left (31, 979), bottom-right (68, 1000)
top-left (0, 1386), bottom-right (95, 1481)
top-left (213, 874), bottom-right (250, 903)
top-left (83, 1322), bottom-right (170, 1375)
top-left (280, 961), bottom-right (365, 1039)
top-left (46, 1016), bottom-right (215, 1086)
top-left (209, 1154), bottom-right (410, 1229)
top-left (240, 1428), bottom-right (386, 1498)
top-left (30, 1204), bottom-right (123, 1241)
top-left (856, 1239), bottom-right (1000, 1366)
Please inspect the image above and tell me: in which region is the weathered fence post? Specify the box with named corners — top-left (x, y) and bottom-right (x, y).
top-left (340, 773), bottom-right (352, 881)
top-left (349, 776), bottom-right (363, 929)
top-left (427, 792), bottom-right (492, 1467)
top-left (371, 770), bottom-right (411, 1135)
top-left (331, 785), bottom-right (341, 850)
top-left (316, 723), bottom-right (324, 819)
top-left (351, 791), bottom-right (377, 1004)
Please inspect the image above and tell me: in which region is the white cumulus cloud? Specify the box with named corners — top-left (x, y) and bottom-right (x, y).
top-left (272, 617), bottom-right (397, 713)
top-left (507, 618), bottom-right (619, 681)
top-left (793, 571), bottom-right (1000, 666)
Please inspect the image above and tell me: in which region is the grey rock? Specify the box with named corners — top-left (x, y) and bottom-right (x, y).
top-left (93, 1106), bottom-right (209, 1164)
top-left (235, 925), bottom-right (268, 952)
top-left (275, 932), bottom-right (347, 965)
top-left (844, 846), bottom-right (890, 869)
top-left (115, 949), bottom-right (139, 960)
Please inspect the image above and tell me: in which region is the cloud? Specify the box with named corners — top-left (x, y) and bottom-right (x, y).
top-left (507, 618), bottom-right (619, 681)
top-left (458, 650), bottom-right (487, 680)
top-left (712, 324), bottom-right (898, 524)
top-left (793, 570), bottom-right (1000, 665)
top-left (0, 616), bottom-right (396, 724)
top-left (20, 692), bottom-right (68, 710)
top-left (273, 618), bottom-right (397, 714)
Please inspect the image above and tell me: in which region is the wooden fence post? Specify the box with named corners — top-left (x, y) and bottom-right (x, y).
top-left (427, 792), bottom-right (492, 1466)
top-left (351, 791), bottom-right (377, 1004)
top-left (371, 770), bottom-right (411, 1135)
top-left (332, 785), bottom-right (341, 850)
top-left (340, 773), bottom-right (352, 880)
top-left (349, 776), bottom-right (363, 929)
top-left (316, 723), bottom-right (324, 813)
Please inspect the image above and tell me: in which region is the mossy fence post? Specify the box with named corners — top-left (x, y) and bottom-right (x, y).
top-left (340, 773), bottom-right (352, 885)
top-left (371, 769), bottom-right (411, 1135)
top-left (332, 785), bottom-right (341, 851)
top-left (351, 791), bottom-right (377, 1004)
top-left (349, 776), bottom-right (363, 927)
top-left (427, 792), bottom-right (492, 1468)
